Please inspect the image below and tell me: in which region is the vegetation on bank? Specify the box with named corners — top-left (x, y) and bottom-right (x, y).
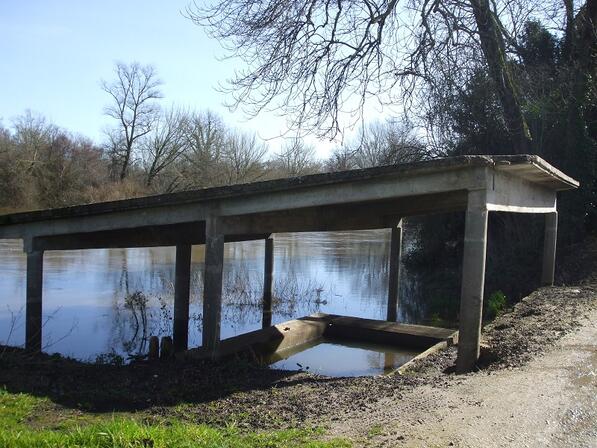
top-left (0, 389), bottom-right (349, 448)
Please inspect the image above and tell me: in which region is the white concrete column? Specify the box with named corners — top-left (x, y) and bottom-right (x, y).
top-left (541, 211), bottom-right (558, 286)
top-left (173, 243), bottom-right (192, 352)
top-left (386, 220), bottom-right (403, 322)
top-left (202, 216), bottom-right (225, 353)
top-left (26, 249), bottom-right (44, 352)
top-left (262, 237), bottom-right (274, 329)
top-left (456, 191), bottom-right (488, 373)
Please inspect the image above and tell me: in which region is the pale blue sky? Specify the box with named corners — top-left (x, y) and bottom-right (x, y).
top-left (0, 0), bottom-right (341, 156)
top-left (0, 1), bottom-right (402, 157)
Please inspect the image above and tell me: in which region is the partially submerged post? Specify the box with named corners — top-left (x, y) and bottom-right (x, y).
top-left (202, 216), bottom-right (225, 353)
top-left (25, 250), bottom-right (43, 352)
top-left (0, 155), bottom-right (578, 371)
top-left (148, 336), bottom-right (159, 360)
top-left (386, 220), bottom-right (403, 322)
top-left (262, 237), bottom-right (274, 328)
top-left (173, 243), bottom-right (192, 352)
top-left (160, 336), bottom-right (173, 360)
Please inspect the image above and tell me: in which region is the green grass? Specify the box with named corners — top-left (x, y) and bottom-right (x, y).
top-left (0, 389), bottom-right (350, 448)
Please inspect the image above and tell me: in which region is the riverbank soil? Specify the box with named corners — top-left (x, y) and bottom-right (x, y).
top-left (327, 288), bottom-right (597, 447)
top-left (1, 243), bottom-right (596, 446)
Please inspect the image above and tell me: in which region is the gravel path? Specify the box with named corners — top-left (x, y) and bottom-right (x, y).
top-left (325, 293), bottom-right (597, 447)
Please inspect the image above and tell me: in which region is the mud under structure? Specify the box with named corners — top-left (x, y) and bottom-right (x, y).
top-left (0, 155), bottom-right (579, 372)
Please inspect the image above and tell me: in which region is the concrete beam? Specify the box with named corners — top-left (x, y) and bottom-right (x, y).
top-left (173, 244), bottom-right (192, 352)
top-left (386, 221), bottom-right (403, 322)
top-left (29, 223), bottom-right (268, 251)
top-left (486, 170), bottom-right (557, 213)
top-left (202, 216), bottom-right (225, 353)
top-left (0, 167), bottom-right (485, 240)
top-left (541, 212), bottom-right (558, 286)
top-left (221, 191), bottom-right (468, 235)
top-left (219, 167), bottom-right (486, 217)
top-left (25, 250), bottom-right (43, 352)
top-left (456, 190), bottom-right (488, 373)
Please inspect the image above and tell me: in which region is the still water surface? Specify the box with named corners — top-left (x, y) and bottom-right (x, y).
top-left (0, 231), bottom-right (425, 373)
top-left (270, 339), bottom-right (421, 376)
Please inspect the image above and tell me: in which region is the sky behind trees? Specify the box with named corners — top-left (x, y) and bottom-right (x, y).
top-left (0, 0), bottom-right (387, 156)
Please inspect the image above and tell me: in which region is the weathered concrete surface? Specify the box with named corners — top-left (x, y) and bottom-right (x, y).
top-left (186, 313), bottom-right (457, 362)
top-left (173, 243), bottom-right (192, 352)
top-left (0, 155), bottom-right (577, 240)
top-left (202, 217), bottom-right (224, 353)
top-left (456, 191), bottom-right (489, 373)
top-left (542, 212), bottom-right (558, 286)
top-left (386, 222), bottom-right (402, 322)
top-left (0, 154), bottom-right (579, 371)
top-left (324, 315), bottom-right (457, 349)
top-left (186, 315), bottom-right (329, 361)
top-left (25, 250), bottom-right (43, 352)
top-left (262, 237), bottom-right (274, 329)
top-left (0, 155), bottom-right (577, 225)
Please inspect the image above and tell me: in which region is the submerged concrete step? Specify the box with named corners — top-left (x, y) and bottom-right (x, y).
top-left (184, 313), bottom-right (457, 361)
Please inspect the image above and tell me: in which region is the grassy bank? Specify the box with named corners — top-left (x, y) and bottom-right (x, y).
top-left (0, 389), bottom-right (349, 448)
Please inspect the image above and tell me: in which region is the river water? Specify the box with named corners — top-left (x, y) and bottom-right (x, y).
top-left (0, 230), bottom-right (427, 373)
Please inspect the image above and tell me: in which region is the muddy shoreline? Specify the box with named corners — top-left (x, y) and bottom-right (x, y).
top-left (1, 281), bottom-right (595, 432)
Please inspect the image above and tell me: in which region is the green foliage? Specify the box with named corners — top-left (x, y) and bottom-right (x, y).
top-left (485, 291), bottom-right (507, 320)
top-left (428, 295), bottom-right (460, 323)
top-left (0, 389), bottom-right (350, 448)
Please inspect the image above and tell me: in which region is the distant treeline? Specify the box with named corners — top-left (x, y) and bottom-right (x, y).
top-left (0, 108), bottom-right (426, 213)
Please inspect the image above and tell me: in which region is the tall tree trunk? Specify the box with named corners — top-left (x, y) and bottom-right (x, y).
top-left (562, 0), bottom-right (596, 181)
top-left (469, 0), bottom-right (532, 153)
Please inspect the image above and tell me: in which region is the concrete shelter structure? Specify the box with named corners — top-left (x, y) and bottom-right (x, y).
top-left (0, 155), bottom-right (579, 372)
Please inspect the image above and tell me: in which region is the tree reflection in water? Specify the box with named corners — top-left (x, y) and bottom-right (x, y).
top-left (0, 230), bottom-right (430, 363)
top-left (107, 263), bottom-right (331, 359)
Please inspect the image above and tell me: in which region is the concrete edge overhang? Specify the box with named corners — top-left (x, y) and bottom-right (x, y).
top-left (0, 154), bottom-right (579, 228)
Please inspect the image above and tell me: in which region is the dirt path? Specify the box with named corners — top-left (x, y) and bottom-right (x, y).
top-left (327, 307), bottom-right (597, 447)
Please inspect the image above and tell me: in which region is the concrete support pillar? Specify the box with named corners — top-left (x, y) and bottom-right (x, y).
top-left (173, 243), bottom-right (192, 352)
top-left (456, 192), bottom-right (488, 373)
top-left (386, 221), bottom-right (403, 322)
top-left (262, 237), bottom-right (274, 328)
top-left (25, 250), bottom-right (44, 352)
top-left (541, 211), bottom-right (558, 286)
top-left (202, 216), bottom-right (225, 353)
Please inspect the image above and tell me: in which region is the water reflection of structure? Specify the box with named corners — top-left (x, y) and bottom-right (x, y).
top-left (1, 230), bottom-right (424, 362)
top-left (87, 230), bottom-right (423, 360)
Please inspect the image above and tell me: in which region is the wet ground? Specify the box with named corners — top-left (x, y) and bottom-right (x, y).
top-left (0, 281), bottom-right (594, 438)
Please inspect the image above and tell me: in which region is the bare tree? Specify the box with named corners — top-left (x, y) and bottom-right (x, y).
top-left (352, 120), bottom-right (426, 168)
top-left (102, 62), bottom-right (163, 180)
top-left (140, 107), bottom-right (187, 189)
top-left (186, 0), bottom-right (564, 152)
top-left (325, 120), bottom-right (425, 170)
top-left (325, 145), bottom-right (358, 172)
top-left (221, 131), bottom-right (268, 184)
top-left (273, 138), bottom-right (318, 177)
top-left (180, 110), bottom-right (227, 188)
top-left (12, 111), bottom-right (59, 174)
